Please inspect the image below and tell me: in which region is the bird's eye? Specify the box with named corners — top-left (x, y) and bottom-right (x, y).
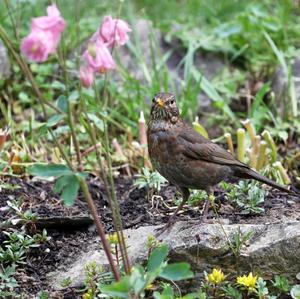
top-left (152, 98), bottom-right (156, 103)
top-left (170, 100), bottom-right (175, 105)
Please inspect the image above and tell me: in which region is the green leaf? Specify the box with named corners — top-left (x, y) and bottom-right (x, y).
top-left (129, 266), bottom-right (147, 295)
top-left (159, 262), bottom-right (194, 281)
top-left (57, 95), bottom-right (68, 113)
top-left (191, 68), bottom-right (235, 120)
top-left (87, 113), bottom-right (104, 132)
top-left (192, 121), bottom-right (209, 138)
top-left (60, 175), bottom-right (79, 206)
top-left (100, 276), bottom-right (131, 298)
top-left (47, 115), bottom-right (65, 127)
top-left (153, 285), bottom-right (174, 299)
top-left (68, 90), bottom-right (79, 103)
top-left (147, 244), bottom-right (168, 272)
top-left (28, 164), bottom-right (72, 178)
top-left (53, 175), bottom-right (71, 194)
top-left (181, 294), bottom-right (202, 299)
top-left (52, 80), bottom-right (66, 90)
top-left (291, 285), bottom-right (300, 299)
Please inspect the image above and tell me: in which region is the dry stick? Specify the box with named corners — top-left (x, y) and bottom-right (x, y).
top-left (78, 177), bottom-right (120, 281)
top-left (0, 25), bottom-right (61, 115)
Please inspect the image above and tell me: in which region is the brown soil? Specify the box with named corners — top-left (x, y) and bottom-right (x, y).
top-left (0, 176), bottom-right (299, 298)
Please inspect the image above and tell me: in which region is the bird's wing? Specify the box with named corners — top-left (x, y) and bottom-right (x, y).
top-left (178, 125), bottom-right (248, 168)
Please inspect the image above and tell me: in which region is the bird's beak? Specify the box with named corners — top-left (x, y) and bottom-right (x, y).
top-left (155, 98), bottom-right (165, 108)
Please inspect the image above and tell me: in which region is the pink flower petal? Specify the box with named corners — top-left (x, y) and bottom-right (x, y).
top-left (21, 30), bottom-right (54, 62)
top-left (80, 65), bottom-right (94, 87)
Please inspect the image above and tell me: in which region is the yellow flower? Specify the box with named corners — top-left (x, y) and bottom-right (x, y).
top-left (207, 268), bottom-right (225, 284)
top-left (145, 283), bottom-right (154, 290)
top-left (107, 232), bottom-right (119, 245)
top-left (82, 290), bottom-right (92, 299)
top-left (237, 272), bottom-right (257, 290)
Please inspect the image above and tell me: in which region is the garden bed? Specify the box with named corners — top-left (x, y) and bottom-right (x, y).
top-left (1, 176), bottom-right (299, 298)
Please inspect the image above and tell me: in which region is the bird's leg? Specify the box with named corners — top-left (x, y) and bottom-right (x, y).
top-left (155, 187), bottom-right (190, 236)
top-left (201, 187), bottom-right (214, 222)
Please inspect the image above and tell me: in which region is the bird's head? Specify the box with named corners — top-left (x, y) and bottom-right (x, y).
top-left (150, 92), bottom-right (179, 122)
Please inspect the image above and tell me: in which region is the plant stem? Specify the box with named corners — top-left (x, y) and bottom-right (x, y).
top-left (103, 121), bottom-right (131, 274)
top-left (80, 92), bottom-right (130, 274)
top-left (237, 128), bottom-right (246, 163)
top-left (262, 130), bottom-right (277, 163)
top-left (224, 133), bottom-right (234, 155)
top-left (78, 177), bottom-right (120, 281)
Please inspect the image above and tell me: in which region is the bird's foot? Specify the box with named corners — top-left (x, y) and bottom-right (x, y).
top-left (155, 218), bottom-right (176, 237)
top-left (200, 216), bottom-right (214, 224)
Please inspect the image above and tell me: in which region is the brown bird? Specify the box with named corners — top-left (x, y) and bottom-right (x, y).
top-left (147, 92), bottom-right (294, 230)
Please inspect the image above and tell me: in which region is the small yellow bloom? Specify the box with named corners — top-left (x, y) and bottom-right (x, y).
top-left (237, 272), bottom-right (257, 290)
top-left (207, 268), bottom-right (225, 284)
top-left (82, 290), bottom-right (92, 299)
top-left (145, 283), bottom-right (154, 290)
top-left (107, 232), bottom-right (119, 245)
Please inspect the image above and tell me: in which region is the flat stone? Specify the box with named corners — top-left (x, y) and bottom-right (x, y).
top-left (47, 221), bottom-right (300, 290)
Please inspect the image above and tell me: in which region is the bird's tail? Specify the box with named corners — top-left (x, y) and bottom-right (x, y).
top-left (239, 168), bottom-right (295, 195)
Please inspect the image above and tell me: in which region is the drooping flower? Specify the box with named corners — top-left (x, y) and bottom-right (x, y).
top-left (82, 41), bottom-right (116, 73)
top-left (207, 268), bottom-right (225, 285)
top-left (21, 4), bottom-right (66, 62)
top-left (96, 15), bottom-right (131, 47)
top-left (237, 272), bottom-right (257, 291)
top-left (20, 30), bottom-right (53, 62)
top-left (31, 4), bottom-right (66, 50)
top-left (79, 65), bottom-right (94, 88)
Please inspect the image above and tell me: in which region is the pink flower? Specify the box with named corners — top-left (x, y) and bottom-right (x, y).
top-left (80, 65), bottom-right (94, 87)
top-left (97, 15), bottom-right (131, 47)
top-left (21, 4), bottom-right (66, 62)
top-left (82, 41), bottom-right (116, 73)
top-left (20, 30), bottom-right (53, 62)
top-left (31, 4), bottom-right (66, 51)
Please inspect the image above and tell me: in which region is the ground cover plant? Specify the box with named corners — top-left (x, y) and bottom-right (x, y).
top-left (0, 0), bottom-right (300, 298)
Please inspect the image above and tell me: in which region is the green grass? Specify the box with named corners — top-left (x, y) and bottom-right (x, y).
top-left (1, 0), bottom-right (299, 151)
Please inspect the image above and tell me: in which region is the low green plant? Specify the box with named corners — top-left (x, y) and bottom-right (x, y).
top-left (231, 228), bottom-right (254, 257)
top-left (0, 229), bottom-right (50, 265)
top-left (0, 265), bottom-right (19, 298)
top-left (134, 167), bottom-right (168, 199)
top-left (226, 181), bottom-right (266, 215)
top-left (187, 190), bottom-right (207, 207)
top-left (271, 274), bottom-right (291, 295)
top-left (96, 244), bottom-right (193, 298)
top-left (6, 199), bottom-right (37, 226)
top-left (290, 273), bottom-right (300, 299)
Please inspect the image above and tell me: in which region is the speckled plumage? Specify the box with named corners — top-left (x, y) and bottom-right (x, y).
top-left (147, 92), bottom-right (293, 227)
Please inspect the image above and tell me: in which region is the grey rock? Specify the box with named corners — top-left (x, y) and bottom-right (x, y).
top-left (0, 41), bottom-right (10, 80)
top-left (47, 221), bottom-right (300, 290)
